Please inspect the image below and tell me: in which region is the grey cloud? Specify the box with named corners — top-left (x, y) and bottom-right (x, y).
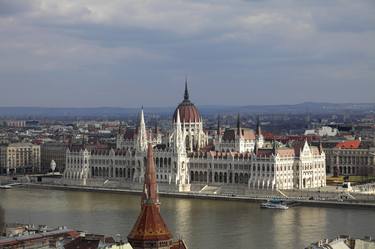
top-left (0, 0), bottom-right (34, 15)
top-left (0, 0), bottom-right (374, 107)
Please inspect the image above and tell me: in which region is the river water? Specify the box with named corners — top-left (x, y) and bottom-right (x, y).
top-left (0, 188), bottom-right (374, 249)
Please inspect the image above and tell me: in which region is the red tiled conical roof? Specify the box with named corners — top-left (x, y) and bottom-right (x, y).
top-left (127, 144), bottom-right (173, 245)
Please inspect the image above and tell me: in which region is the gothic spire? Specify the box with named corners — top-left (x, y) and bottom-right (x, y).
top-left (154, 119), bottom-right (158, 134)
top-left (81, 133), bottom-right (85, 149)
top-left (127, 143), bottom-right (173, 248)
top-left (140, 106), bottom-right (145, 127)
top-left (256, 115), bottom-right (261, 136)
top-left (184, 78), bottom-right (189, 101)
top-left (136, 107), bottom-right (147, 151)
top-left (217, 114), bottom-right (221, 135)
top-left (237, 113), bottom-right (241, 136)
top-left (176, 109), bottom-right (181, 124)
top-left (142, 143), bottom-right (159, 207)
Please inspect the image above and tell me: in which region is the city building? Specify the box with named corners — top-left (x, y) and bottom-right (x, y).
top-left (63, 83), bottom-right (326, 190)
top-left (127, 143), bottom-right (187, 249)
top-left (214, 114), bottom-right (257, 153)
top-left (5, 120), bottom-right (26, 128)
top-left (0, 143), bottom-right (40, 175)
top-left (305, 126), bottom-right (339, 137)
top-left (41, 142), bottom-right (67, 174)
top-left (0, 224), bottom-right (79, 249)
top-left (306, 235), bottom-right (375, 249)
top-left (324, 140), bottom-right (375, 176)
top-left (0, 223), bottom-right (132, 249)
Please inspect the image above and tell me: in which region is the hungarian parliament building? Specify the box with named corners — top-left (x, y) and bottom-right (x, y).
top-left (63, 83), bottom-right (326, 191)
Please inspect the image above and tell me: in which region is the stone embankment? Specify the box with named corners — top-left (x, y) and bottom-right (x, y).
top-left (2, 175), bottom-right (375, 208)
top-left (12, 181), bottom-right (375, 209)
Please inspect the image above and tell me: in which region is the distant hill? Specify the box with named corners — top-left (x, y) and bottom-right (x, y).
top-left (236, 102), bottom-right (375, 115)
top-left (0, 102), bottom-right (374, 118)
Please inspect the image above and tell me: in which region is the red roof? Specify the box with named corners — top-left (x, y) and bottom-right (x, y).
top-left (173, 83), bottom-right (201, 123)
top-left (127, 144), bottom-right (173, 244)
top-left (222, 128), bottom-right (255, 141)
top-left (335, 140), bottom-right (361, 149)
top-left (64, 237), bottom-right (100, 249)
top-left (173, 100), bottom-right (201, 123)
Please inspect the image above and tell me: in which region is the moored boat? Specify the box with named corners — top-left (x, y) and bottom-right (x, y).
top-left (0, 185), bottom-right (12, 189)
top-left (260, 199), bottom-right (288, 209)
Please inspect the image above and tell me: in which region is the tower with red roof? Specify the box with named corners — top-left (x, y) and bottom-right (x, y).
top-left (127, 143), bottom-right (187, 249)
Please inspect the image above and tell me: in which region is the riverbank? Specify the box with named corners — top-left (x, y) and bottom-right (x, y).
top-left (14, 182), bottom-right (375, 209)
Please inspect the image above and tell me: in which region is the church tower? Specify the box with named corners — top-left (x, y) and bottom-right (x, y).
top-left (127, 144), bottom-right (187, 249)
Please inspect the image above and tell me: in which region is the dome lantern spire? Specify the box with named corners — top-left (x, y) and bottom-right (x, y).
top-left (184, 77), bottom-right (189, 101)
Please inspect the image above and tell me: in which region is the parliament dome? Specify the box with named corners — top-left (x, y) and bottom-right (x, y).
top-left (173, 82), bottom-right (201, 123)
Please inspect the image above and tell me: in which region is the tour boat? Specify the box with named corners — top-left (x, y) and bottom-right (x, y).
top-left (0, 185), bottom-right (12, 189)
top-left (260, 199), bottom-right (289, 210)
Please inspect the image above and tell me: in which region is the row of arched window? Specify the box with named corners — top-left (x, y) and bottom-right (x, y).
top-left (91, 167), bottom-right (135, 179)
top-left (190, 171), bottom-right (251, 184)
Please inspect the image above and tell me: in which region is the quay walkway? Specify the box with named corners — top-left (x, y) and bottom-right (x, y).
top-left (12, 182), bottom-right (375, 209)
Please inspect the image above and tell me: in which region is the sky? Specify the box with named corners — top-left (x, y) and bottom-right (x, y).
top-left (0, 0), bottom-right (374, 108)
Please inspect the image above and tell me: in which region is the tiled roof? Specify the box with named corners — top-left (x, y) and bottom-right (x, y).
top-left (275, 148), bottom-right (295, 157)
top-left (64, 237), bottom-right (100, 249)
top-left (335, 140), bottom-right (361, 149)
top-left (127, 204), bottom-right (172, 242)
top-left (127, 144), bottom-right (173, 244)
top-left (173, 100), bottom-right (201, 123)
top-left (222, 128), bottom-right (255, 141)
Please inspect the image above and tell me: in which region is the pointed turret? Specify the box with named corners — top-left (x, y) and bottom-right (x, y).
top-left (154, 119), bottom-right (158, 134)
top-left (140, 107), bottom-right (145, 127)
top-left (272, 139), bottom-right (278, 153)
top-left (319, 140), bottom-right (323, 154)
top-left (118, 121), bottom-right (123, 134)
top-left (127, 143), bottom-right (173, 248)
top-left (303, 139), bottom-right (309, 149)
top-left (217, 114), bottom-right (221, 135)
top-left (174, 109), bottom-right (185, 153)
top-left (81, 133), bottom-right (85, 149)
top-left (184, 77), bottom-right (189, 101)
top-left (136, 107), bottom-right (148, 151)
top-left (256, 115), bottom-right (261, 136)
top-left (176, 108), bottom-right (181, 125)
top-left (141, 143), bottom-right (159, 207)
top-left (255, 115), bottom-right (264, 148)
top-left (237, 113), bottom-right (241, 136)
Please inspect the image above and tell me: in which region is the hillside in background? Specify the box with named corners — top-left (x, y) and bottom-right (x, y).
top-left (0, 102), bottom-right (374, 118)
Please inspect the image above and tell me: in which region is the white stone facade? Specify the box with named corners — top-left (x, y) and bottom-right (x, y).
top-left (63, 85), bottom-right (326, 191)
top-left (189, 141), bottom-right (326, 190)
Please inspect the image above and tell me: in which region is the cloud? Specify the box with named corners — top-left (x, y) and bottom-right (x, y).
top-left (0, 0), bottom-right (374, 107)
top-left (0, 0), bottom-right (34, 16)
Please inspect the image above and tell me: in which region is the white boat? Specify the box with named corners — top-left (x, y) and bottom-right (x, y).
top-left (260, 199), bottom-right (289, 210)
top-left (0, 185), bottom-right (12, 189)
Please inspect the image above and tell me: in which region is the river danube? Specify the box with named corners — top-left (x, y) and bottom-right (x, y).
top-left (0, 188), bottom-right (374, 249)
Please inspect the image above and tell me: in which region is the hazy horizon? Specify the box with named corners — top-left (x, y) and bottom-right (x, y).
top-left (0, 101), bottom-right (375, 109)
top-left (0, 1), bottom-right (374, 107)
